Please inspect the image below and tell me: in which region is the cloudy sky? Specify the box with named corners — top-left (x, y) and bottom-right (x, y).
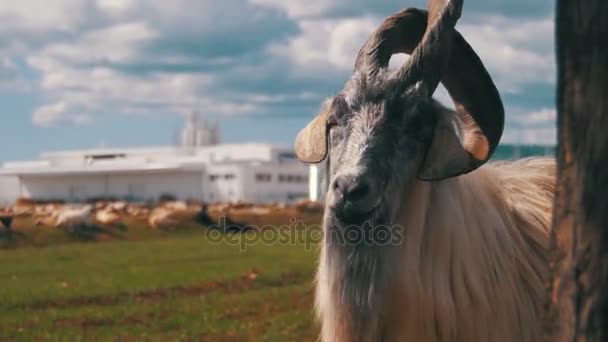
top-left (0, 0), bottom-right (556, 162)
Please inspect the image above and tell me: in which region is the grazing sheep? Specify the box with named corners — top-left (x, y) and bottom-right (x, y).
top-left (125, 204), bottom-right (147, 218)
top-left (134, 208), bottom-right (150, 218)
top-left (12, 205), bottom-right (33, 217)
top-left (54, 205), bottom-right (94, 229)
top-left (294, 1), bottom-right (555, 341)
top-left (147, 208), bottom-right (179, 229)
top-left (95, 202), bottom-right (108, 210)
top-left (109, 201), bottom-right (128, 212)
top-left (162, 201), bottom-right (188, 212)
top-left (94, 209), bottom-right (122, 226)
top-left (209, 203), bottom-right (230, 214)
top-left (34, 214), bottom-right (56, 227)
top-left (45, 204), bottom-right (56, 214)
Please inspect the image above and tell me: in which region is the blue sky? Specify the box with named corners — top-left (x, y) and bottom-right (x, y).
top-left (0, 0), bottom-right (556, 162)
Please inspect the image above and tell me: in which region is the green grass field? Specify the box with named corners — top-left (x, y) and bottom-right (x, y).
top-left (0, 226), bottom-right (321, 341)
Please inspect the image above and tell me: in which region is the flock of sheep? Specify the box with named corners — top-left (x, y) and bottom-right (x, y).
top-left (1, 200), bottom-right (193, 230)
top-left (0, 198), bottom-right (323, 232)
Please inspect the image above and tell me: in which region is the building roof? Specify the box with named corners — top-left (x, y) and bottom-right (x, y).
top-left (38, 142), bottom-right (291, 159)
top-left (0, 143), bottom-right (299, 177)
top-left (0, 159), bottom-right (206, 176)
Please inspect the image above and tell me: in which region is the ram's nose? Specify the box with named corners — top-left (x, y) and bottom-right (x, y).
top-left (329, 173), bottom-right (378, 222)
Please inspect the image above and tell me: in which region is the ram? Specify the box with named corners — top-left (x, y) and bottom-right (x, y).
top-left (294, 1), bottom-right (555, 341)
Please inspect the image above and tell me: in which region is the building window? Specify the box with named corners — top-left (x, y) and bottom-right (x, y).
top-left (255, 173), bottom-right (272, 182)
top-left (210, 174), bottom-right (236, 182)
top-left (278, 152), bottom-right (297, 163)
top-left (85, 153), bottom-right (126, 161)
top-left (278, 174), bottom-right (308, 183)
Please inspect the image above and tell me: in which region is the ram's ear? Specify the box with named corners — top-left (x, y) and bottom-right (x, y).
top-left (418, 114), bottom-right (488, 181)
top-left (294, 108), bottom-right (331, 163)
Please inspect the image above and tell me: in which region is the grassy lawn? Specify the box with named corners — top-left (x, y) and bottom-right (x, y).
top-left (0, 228), bottom-right (321, 341)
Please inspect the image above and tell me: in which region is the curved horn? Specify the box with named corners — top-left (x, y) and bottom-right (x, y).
top-left (294, 106), bottom-right (331, 163)
top-left (428, 29), bottom-right (505, 177)
top-left (356, 0), bottom-right (462, 97)
top-left (357, 5), bottom-right (504, 176)
top-left (295, 2), bottom-right (504, 174)
top-left (296, 0), bottom-right (462, 164)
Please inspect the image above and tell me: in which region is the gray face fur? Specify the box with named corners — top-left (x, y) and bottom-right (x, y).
top-left (324, 70), bottom-right (443, 229)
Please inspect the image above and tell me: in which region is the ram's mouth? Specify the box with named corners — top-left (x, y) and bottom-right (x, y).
top-left (332, 201), bottom-right (381, 226)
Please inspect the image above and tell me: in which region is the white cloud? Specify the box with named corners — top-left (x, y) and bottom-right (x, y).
top-left (38, 22), bottom-right (157, 65)
top-left (249, 0), bottom-right (427, 19)
top-left (272, 12), bottom-right (555, 92)
top-left (248, 0), bottom-right (553, 20)
top-left (97, 0), bottom-right (137, 16)
top-left (249, 0), bottom-right (339, 18)
top-left (12, 0), bottom-right (297, 126)
top-left (28, 49), bottom-right (257, 125)
top-left (30, 61), bottom-right (213, 111)
top-left (33, 101), bottom-right (93, 127)
top-left (501, 106), bottom-right (557, 145)
top-left (0, 0), bottom-right (556, 144)
top-left (516, 108), bottom-right (556, 125)
top-left (501, 126), bottom-right (556, 145)
top-left (32, 101), bottom-right (70, 126)
top-left (459, 16), bottom-right (555, 92)
top-left (276, 17), bottom-right (377, 71)
top-left (0, 0), bottom-right (85, 33)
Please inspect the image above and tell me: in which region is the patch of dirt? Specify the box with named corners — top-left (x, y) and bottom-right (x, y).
top-left (53, 311), bottom-right (170, 328)
top-left (21, 271), bottom-right (308, 310)
top-left (190, 332), bottom-right (257, 342)
top-left (6, 286), bottom-right (317, 340)
top-left (218, 287), bottom-right (313, 321)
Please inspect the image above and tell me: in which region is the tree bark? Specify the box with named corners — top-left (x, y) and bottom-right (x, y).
top-left (548, 1), bottom-right (608, 341)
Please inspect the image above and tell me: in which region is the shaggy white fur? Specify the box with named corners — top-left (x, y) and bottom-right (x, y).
top-left (316, 157), bottom-right (555, 342)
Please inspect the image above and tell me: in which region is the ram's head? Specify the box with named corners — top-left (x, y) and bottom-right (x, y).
top-left (294, 0), bottom-right (504, 226)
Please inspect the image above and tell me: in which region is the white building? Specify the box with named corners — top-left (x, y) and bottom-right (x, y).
top-left (0, 112), bottom-right (312, 204)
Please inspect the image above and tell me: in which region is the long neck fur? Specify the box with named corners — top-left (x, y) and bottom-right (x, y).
top-left (316, 157), bottom-right (555, 342)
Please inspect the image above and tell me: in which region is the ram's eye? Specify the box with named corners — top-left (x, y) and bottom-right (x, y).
top-left (327, 115), bottom-right (339, 129)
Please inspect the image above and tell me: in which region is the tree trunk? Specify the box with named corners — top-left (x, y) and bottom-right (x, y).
top-left (548, 1), bottom-right (608, 341)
